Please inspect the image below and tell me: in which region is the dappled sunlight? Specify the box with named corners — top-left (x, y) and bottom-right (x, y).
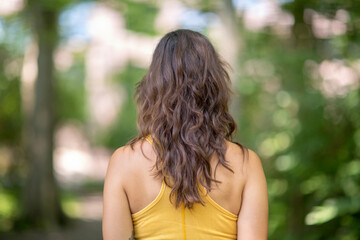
top-left (272, 109), bottom-right (290, 128)
top-left (84, 3), bottom-right (160, 132)
top-left (155, 0), bottom-right (184, 32)
top-left (54, 123), bottom-right (107, 222)
top-left (268, 179), bottom-right (288, 197)
top-left (54, 123), bottom-right (110, 186)
top-left (55, 148), bottom-right (93, 179)
top-left (54, 47), bottom-right (74, 72)
top-left (318, 60), bottom-right (359, 98)
top-left (0, 189), bottom-right (17, 232)
top-left (306, 204), bottom-right (338, 225)
top-left (258, 131), bottom-right (294, 158)
top-left (275, 154), bottom-right (298, 172)
top-left (305, 9), bottom-right (349, 39)
top-left (338, 160), bottom-right (360, 177)
top-left (305, 58), bottom-right (360, 98)
top-left (243, 0), bottom-right (294, 37)
top-left (275, 91), bottom-right (291, 108)
top-left (0, 0), bottom-right (24, 16)
top-left (0, 187), bottom-right (17, 219)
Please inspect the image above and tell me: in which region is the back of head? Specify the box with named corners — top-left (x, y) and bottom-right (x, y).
top-left (129, 29), bottom-right (237, 208)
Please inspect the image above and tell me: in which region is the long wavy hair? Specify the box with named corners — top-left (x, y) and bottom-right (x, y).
top-left (128, 29), bottom-right (248, 208)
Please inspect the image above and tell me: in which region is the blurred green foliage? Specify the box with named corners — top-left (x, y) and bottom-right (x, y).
top-left (0, 75), bottom-right (21, 144)
top-left (235, 1), bottom-right (360, 239)
top-left (121, 0), bottom-right (158, 35)
top-left (55, 54), bottom-right (87, 123)
top-left (101, 64), bottom-right (146, 148)
top-left (0, 18), bottom-right (25, 145)
top-left (0, 186), bottom-right (19, 232)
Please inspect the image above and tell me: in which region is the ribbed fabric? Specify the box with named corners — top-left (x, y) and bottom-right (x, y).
top-left (131, 135), bottom-right (237, 240)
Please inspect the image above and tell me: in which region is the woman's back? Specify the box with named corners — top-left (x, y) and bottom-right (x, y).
top-left (107, 135), bottom-right (264, 240)
top-left (130, 137), bottom-right (239, 239)
top-left (102, 29), bottom-right (268, 240)
top-left (124, 136), bottom-right (246, 218)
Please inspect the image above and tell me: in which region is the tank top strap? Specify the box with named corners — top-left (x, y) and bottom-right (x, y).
top-left (144, 135), bottom-right (153, 145)
top-left (144, 135), bottom-right (163, 154)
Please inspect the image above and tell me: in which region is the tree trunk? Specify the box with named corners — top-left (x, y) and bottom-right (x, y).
top-left (217, 0), bottom-right (243, 133)
top-left (21, 1), bottom-right (65, 228)
top-left (291, 0), bottom-right (315, 49)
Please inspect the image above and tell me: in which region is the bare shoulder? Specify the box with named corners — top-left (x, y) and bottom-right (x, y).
top-left (244, 149), bottom-right (265, 177)
top-left (224, 140), bottom-right (248, 170)
top-left (105, 139), bottom-right (155, 183)
top-left (224, 140), bottom-right (264, 176)
top-left (105, 145), bottom-right (134, 184)
top-left (110, 145), bottom-right (134, 165)
top-left (105, 141), bottom-right (146, 180)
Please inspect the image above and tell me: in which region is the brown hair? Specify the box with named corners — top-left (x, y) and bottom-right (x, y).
top-left (128, 29), bottom-right (248, 208)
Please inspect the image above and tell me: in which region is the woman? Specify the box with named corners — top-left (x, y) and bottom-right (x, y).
top-left (103, 29), bottom-right (268, 240)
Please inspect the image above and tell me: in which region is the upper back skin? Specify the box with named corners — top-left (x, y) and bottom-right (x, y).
top-left (120, 138), bottom-right (249, 216)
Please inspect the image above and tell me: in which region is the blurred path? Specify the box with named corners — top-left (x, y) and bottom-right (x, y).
top-left (1, 193), bottom-right (103, 240)
top-left (2, 219), bottom-right (102, 240)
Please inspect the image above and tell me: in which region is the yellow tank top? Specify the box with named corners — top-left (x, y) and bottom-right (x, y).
top-left (131, 136), bottom-right (238, 240)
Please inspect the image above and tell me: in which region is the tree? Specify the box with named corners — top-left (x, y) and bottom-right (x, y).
top-left (20, 0), bottom-right (66, 228)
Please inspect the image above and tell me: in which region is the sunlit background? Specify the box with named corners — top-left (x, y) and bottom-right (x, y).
top-left (0, 0), bottom-right (359, 239)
